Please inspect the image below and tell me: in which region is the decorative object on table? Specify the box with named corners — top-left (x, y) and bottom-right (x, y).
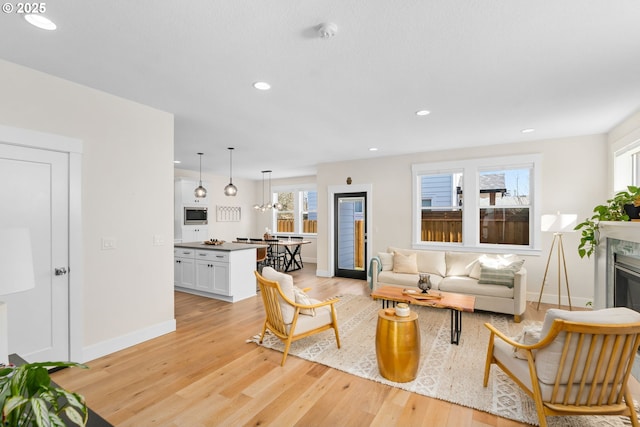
top-left (0, 360), bottom-right (89, 426)
top-left (223, 147), bottom-right (238, 196)
top-left (536, 212), bottom-right (577, 310)
top-left (194, 152), bottom-right (207, 198)
top-left (402, 289), bottom-right (443, 300)
top-left (417, 272), bottom-right (431, 293)
top-left (395, 303), bottom-right (410, 317)
top-left (0, 227), bottom-right (36, 365)
top-left (263, 227), bottom-right (272, 240)
top-left (203, 239), bottom-right (224, 245)
top-left (216, 205), bottom-right (241, 222)
top-left (574, 185), bottom-right (640, 258)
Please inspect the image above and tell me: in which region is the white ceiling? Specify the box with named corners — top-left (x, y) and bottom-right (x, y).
top-left (1, 1), bottom-right (640, 180)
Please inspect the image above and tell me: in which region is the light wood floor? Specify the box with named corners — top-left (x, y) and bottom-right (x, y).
top-left (50, 265), bottom-right (625, 426)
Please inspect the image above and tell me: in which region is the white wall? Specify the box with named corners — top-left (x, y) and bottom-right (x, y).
top-left (0, 60), bottom-right (175, 361)
top-left (316, 134), bottom-right (609, 307)
top-left (174, 168), bottom-right (260, 242)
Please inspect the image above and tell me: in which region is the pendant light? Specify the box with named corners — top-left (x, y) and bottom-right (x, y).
top-left (223, 147), bottom-right (238, 196)
top-left (254, 170), bottom-right (282, 212)
top-left (254, 170), bottom-right (269, 211)
top-left (194, 152), bottom-right (207, 198)
top-left (269, 170), bottom-right (283, 210)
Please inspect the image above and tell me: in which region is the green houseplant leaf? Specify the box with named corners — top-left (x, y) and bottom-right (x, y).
top-left (575, 185), bottom-right (640, 258)
top-left (0, 361), bottom-right (88, 427)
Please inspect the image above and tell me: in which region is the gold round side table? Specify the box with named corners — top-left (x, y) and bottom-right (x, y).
top-left (375, 308), bottom-right (420, 382)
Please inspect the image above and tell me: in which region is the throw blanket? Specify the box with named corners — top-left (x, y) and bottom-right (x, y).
top-left (367, 256), bottom-right (381, 289)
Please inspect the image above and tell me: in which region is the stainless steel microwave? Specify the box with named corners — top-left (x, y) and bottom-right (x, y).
top-left (184, 206), bottom-right (208, 225)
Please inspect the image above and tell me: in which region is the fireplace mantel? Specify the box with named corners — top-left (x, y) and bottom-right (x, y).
top-left (594, 221), bottom-right (640, 309)
top-left (599, 221), bottom-right (640, 243)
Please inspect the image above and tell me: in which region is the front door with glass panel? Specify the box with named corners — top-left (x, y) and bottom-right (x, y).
top-left (334, 192), bottom-right (366, 279)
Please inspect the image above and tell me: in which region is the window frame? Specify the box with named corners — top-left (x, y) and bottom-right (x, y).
top-left (271, 184), bottom-right (318, 236)
top-left (412, 154), bottom-right (542, 254)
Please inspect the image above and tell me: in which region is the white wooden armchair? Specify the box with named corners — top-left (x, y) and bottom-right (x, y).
top-left (483, 307), bottom-right (640, 427)
top-left (255, 267), bottom-right (340, 366)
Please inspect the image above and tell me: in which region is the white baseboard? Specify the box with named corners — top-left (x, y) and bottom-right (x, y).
top-left (81, 319), bottom-right (176, 363)
top-left (527, 292), bottom-right (592, 310)
top-left (316, 269), bottom-right (331, 277)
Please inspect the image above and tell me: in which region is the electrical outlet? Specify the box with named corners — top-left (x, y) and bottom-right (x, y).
top-left (101, 237), bottom-right (116, 250)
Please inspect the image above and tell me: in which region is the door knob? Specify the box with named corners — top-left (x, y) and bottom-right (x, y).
top-left (54, 267), bottom-right (67, 276)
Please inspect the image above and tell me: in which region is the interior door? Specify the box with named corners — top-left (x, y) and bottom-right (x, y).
top-left (0, 143), bottom-right (69, 361)
top-left (334, 192), bottom-right (367, 280)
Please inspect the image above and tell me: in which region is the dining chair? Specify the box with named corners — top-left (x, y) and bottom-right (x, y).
top-left (255, 268), bottom-right (340, 366)
top-left (236, 237), bottom-right (249, 242)
top-left (483, 307), bottom-right (640, 427)
top-left (256, 246), bottom-right (268, 273)
top-left (265, 239), bottom-right (285, 270)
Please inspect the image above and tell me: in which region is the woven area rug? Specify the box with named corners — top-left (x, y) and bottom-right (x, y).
top-left (250, 294), bottom-right (635, 427)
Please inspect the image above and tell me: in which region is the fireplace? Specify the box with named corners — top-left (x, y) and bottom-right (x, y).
top-left (614, 254), bottom-right (640, 313)
top-left (595, 223), bottom-right (640, 381)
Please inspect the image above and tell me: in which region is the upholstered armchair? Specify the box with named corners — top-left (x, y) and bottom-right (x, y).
top-left (255, 267), bottom-right (340, 366)
top-left (483, 307), bottom-right (640, 427)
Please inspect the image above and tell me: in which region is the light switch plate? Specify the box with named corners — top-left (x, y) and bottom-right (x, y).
top-left (101, 237), bottom-right (116, 250)
top-left (153, 235), bottom-right (165, 246)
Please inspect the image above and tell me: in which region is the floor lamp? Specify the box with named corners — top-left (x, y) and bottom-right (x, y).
top-left (0, 227), bottom-right (36, 365)
top-left (536, 213), bottom-right (577, 311)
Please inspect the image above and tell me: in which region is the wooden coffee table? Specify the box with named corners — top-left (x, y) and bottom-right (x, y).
top-left (371, 286), bottom-right (475, 345)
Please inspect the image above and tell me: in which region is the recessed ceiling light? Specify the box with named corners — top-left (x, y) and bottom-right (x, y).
top-left (521, 128), bottom-right (535, 134)
top-left (369, 147), bottom-right (378, 152)
top-left (415, 110), bottom-right (430, 116)
top-left (253, 81), bottom-right (271, 91)
top-left (24, 14), bottom-right (57, 30)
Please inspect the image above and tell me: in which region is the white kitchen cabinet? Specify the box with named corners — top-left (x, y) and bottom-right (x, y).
top-left (180, 226), bottom-right (208, 243)
top-left (195, 250), bottom-right (230, 295)
top-left (176, 178), bottom-right (208, 205)
top-left (174, 243), bottom-right (260, 302)
top-left (174, 248), bottom-right (196, 289)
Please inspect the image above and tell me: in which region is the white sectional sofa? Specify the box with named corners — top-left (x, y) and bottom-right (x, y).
top-left (370, 247), bottom-right (527, 322)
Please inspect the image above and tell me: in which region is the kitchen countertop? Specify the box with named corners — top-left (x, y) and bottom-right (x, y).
top-left (174, 241), bottom-right (267, 251)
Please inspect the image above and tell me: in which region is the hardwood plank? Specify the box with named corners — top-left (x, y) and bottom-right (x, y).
top-left (50, 264), bottom-right (620, 427)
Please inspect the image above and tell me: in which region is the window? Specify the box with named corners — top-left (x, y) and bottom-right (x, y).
top-left (273, 186), bottom-right (318, 235)
top-left (412, 154), bottom-right (541, 252)
top-left (478, 168), bottom-right (530, 245)
top-left (614, 141), bottom-right (640, 191)
top-left (419, 172), bottom-right (463, 243)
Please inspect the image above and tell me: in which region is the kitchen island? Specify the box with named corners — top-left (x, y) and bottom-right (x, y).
top-left (174, 242), bottom-right (266, 302)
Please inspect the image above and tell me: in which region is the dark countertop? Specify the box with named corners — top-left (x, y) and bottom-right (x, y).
top-left (174, 242), bottom-right (267, 251)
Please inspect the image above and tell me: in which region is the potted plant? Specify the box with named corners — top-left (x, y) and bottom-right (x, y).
top-left (575, 185), bottom-right (640, 258)
top-left (0, 361), bottom-right (88, 426)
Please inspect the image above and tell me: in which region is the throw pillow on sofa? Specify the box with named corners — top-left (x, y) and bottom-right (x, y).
top-left (377, 252), bottom-right (394, 271)
top-left (478, 258), bottom-right (525, 288)
top-left (393, 251), bottom-right (419, 274)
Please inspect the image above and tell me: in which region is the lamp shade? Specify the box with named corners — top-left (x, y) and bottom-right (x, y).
top-left (0, 228), bottom-right (36, 295)
top-left (541, 213), bottom-right (578, 233)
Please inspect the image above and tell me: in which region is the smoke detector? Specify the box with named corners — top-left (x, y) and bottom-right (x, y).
top-left (318, 22), bottom-right (338, 38)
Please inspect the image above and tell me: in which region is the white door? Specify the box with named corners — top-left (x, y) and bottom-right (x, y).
top-left (0, 143), bottom-right (69, 361)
